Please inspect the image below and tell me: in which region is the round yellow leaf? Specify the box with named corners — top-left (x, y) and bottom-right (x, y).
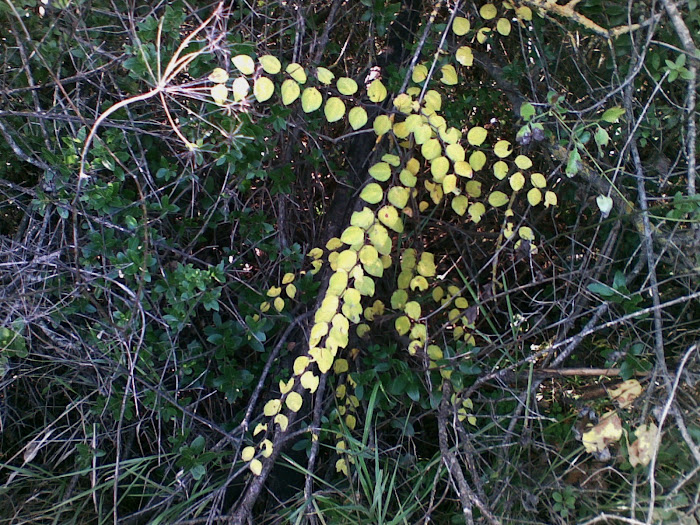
top-left (455, 161), bottom-right (473, 177)
top-left (301, 87), bottom-right (323, 112)
top-left (488, 191), bottom-right (509, 207)
top-left (360, 183), bottom-right (383, 204)
top-left (369, 162), bottom-right (392, 182)
top-left (393, 121), bottom-right (410, 139)
top-left (455, 46), bottom-right (474, 67)
top-left (388, 186), bottom-right (410, 208)
top-left (351, 207), bottom-right (375, 229)
top-left (493, 140), bottom-right (512, 158)
top-left (232, 54), bottom-right (255, 75)
top-left (412, 64), bottom-right (428, 83)
top-left (208, 68), bottom-right (229, 84)
top-left (405, 301), bottom-right (421, 320)
top-left (367, 79), bottom-right (387, 102)
top-left (263, 399), bottom-right (282, 416)
top-left (348, 107), bottom-right (368, 130)
top-left (259, 55), bottom-right (281, 74)
top-left (400, 169), bottom-right (417, 187)
top-left (300, 370), bottom-right (319, 393)
top-left (516, 6), bottom-right (533, 20)
top-left (294, 355), bottom-right (310, 375)
top-left (531, 173), bottom-right (547, 188)
top-left (440, 64), bottom-right (458, 85)
top-left (431, 156), bottom-right (450, 180)
top-left (254, 77), bottom-right (275, 102)
top-left (414, 124), bottom-right (432, 145)
top-left (232, 77), bottom-right (250, 101)
top-left (519, 226), bottom-right (535, 241)
top-left (324, 97), bottom-right (346, 122)
top-left (480, 4), bottom-right (497, 20)
top-left (395, 316), bottom-right (411, 336)
top-left (467, 126), bottom-right (488, 146)
top-left (341, 225), bottom-right (365, 246)
top-left (477, 27), bottom-right (492, 43)
top-left (515, 154), bottom-right (533, 170)
top-left (497, 18), bottom-right (511, 36)
top-left (452, 195), bottom-right (468, 216)
top-left (242, 446), bottom-right (255, 461)
top-left (373, 115), bottom-right (392, 135)
top-left (286, 62), bottom-right (307, 83)
top-left (527, 188), bottom-right (542, 206)
top-left (281, 79), bottom-right (300, 105)
top-left (378, 205), bottom-right (403, 233)
top-left (446, 143), bottom-right (466, 162)
top-left (249, 458), bottom-right (263, 476)
top-left (273, 297), bottom-right (285, 312)
top-left (466, 180), bottom-right (482, 198)
top-left (328, 271), bottom-right (348, 296)
top-left (421, 138), bottom-right (442, 161)
top-left (210, 84), bottom-right (228, 105)
top-left (469, 202), bottom-right (486, 223)
top-left (544, 190), bottom-right (558, 207)
top-left (285, 392), bottom-right (303, 412)
top-left (424, 90), bottom-right (442, 112)
top-left (493, 160), bottom-right (509, 180)
top-left (443, 174), bottom-right (458, 194)
top-left (337, 77), bottom-right (358, 95)
top-left (509, 172), bottom-right (525, 191)
top-left (452, 16), bottom-right (471, 36)
top-left (336, 250), bottom-right (357, 271)
top-left (316, 66), bottom-right (334, 84)
top-left (393, 93), bottom-right (413, 113)
top-left (469, 151), bottom-right (486, 171)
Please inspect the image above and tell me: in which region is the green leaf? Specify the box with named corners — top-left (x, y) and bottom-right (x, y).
top-left (601, 107), bottom-right (625, 123)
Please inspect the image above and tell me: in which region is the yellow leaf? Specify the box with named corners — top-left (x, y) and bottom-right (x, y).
top-left (446, 143), bottom-right (466, 162)
top-left (405, 301), bottom-right (421, 320)
top-left (455, 46), bottom-right (474, 67)
top-left (608, 379), bottom-right (643, 408)
top-left (531, 172), bottom-right (547, 188)
top-left (336, 458), bottom-right (348, 475)
top-left (231, 77), bottom-right (250, 101)
top-left (455, 161), bottom-right (473, 177)
top-left (253, 423), bottom-right (267, 436)
top-left (279, 377), bottom-right (294, 395)
top-left (367, 79), bottom-right (387, 102)
top-left (369, 162), bottom-right (392, 182)
top-left (259, 55), bottom-right (281, 74)
top-left (509, 172), bottom-right (525, 191)
top-left (410, 276), bottom-right (429, 291)
top-left (387, 187), bottom-right (410, 208)
top-left (378, 205), bottom-right (403, 233)
top-left (469, 151), bottom-right (486, 171)
top-left (400, 169), bottom-right (417, 187)
top-left (210, 84), bottom-right (228, 105)
top-left (544, 190), bottom-right (558, 207)
top-left (316, 66), bottom-right (334, 84)
top-left (477, 27), bottom-right (491, 44)
top-left (309, 346), bottom-right (334, 373)
top-left (423, 90), bottom-right (442, 112)
top-left (294, 355), bottom-right (310, 375)
top-left (466, 180), bottom-right (482, 197)
top-left (421, 138), bottom-right (442, 161)
top-left (395, 316), bottom-right (411, 336)
top-left (406, 157), bottom-right (420, 175)
top-left (274, 296), bottom-right (285, 312)
top-left (527, 188), bottom-right (542, 206)
top-left (393, 93), bottom-right (413, 113)
top-left (281, 79), bottom-right (300, 105)
top-left (300, 370), bottom-right (319, 393)
top-left (260, 439), bottom-right (273, 458)
top-left (348, 107), bottom-right (368, 130)
top-left (336, 250), bottom-right (357, 271)
top-left (493, 161), bottom-right (509, 180)
top-left (470, 202), bottom-right (486, 223)
top-left (455, 297), bottom-right (468, 309)
top-left (249, 458), bottom-right (263, 476)
top-left (360, 183), bottom-right (383, 204)
top-left (285, 392), bottom-right (303, 412)
top-left (368, 223), bottom-right (392, 255)
top-left (431, 156), bottom-right (450, 181)
top-left (452, 195), bottom-right (468, 216)
top-left (467, 126), bottom-right (487, 146)
top-left (440, 64), bottom-right (458, 85)
top-left (337, 77), bottom-right (358, 95)
top-left (345, 414), bottom-right (357, 430)
top-left (373, 115), bottom-right (392, 135)
top-left (208, 68), bottom-right (229, 83)
top-left (515, 154), bottom-right (533, 170)
top-left (493, 140), bottom-right (512, 158)
top-left (333, 359), bottom-right (349, 374)
top-left (254, 77), bottom-right (275, 102)
top-left (414, 124), bottom-right (432, 144)
top-left (324, 97), bottom-right (346, 122)
top-left (393, 121), bottom-right (410, 139)
top-left (452, 16), bottom-right (470, 35)
top-left (286, 62), bottom-right (307, 83)
top-left (263, 399), bottom-right (282, 416)
top-left (497, 17), bottom-right (511, 36)
top-left (488, 191), bottom-right (509, 207)
top-left (480, 4), bottom-right (497, 20)
top-left (443, 174), bottom-right (458, 194)
top-left (340, 226), bottom-right (364, 247)
top-left (519, 226), bottom-right (534, 241)
top-left (275, 413), bottom-right (289, 431)
top-left (232, 54), bottom-right (255, 75)
top-left (301, 87), bottom-right (323, 112)
top-left (316, 295), bottom-right (339, 323)
top-left (628, 423), bottom-right (658, 467)
top-left (581, 412), bottom-right (623, 454)
top-left (242, 446), bottom-right (255, 461)
top-left (516, 6), bottom-right (533, 21)
top-left (412, 64), bottom-right (428, 83)
top-left (309, 321), bottom-right (329, 346)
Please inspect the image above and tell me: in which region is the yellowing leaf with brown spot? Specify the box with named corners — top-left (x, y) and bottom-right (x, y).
top-left (628, 423), bottom-right (658, 467)
top-left (378, 205), bottom-right (403, 233)
top-left (209, 68), bottom-right (229, 84)
top-left (456, 46), bottom-right (474, 67)
top-left (232, 54), bottom-right (255, 75)
top-left (488, 191), bottom-right (509, 207)
top-left (608, 379), bottom-right (643, 408)
top-left (324, 97), bottom-right (346, 122)
top-left (582, 411), bottom-right (623, 454)
top-left (281, 79), bottom-right (300, 105)
top-left (367, 79), bottom-right (387, 102)
top-left (467, 126), bottom-right (487, 146)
